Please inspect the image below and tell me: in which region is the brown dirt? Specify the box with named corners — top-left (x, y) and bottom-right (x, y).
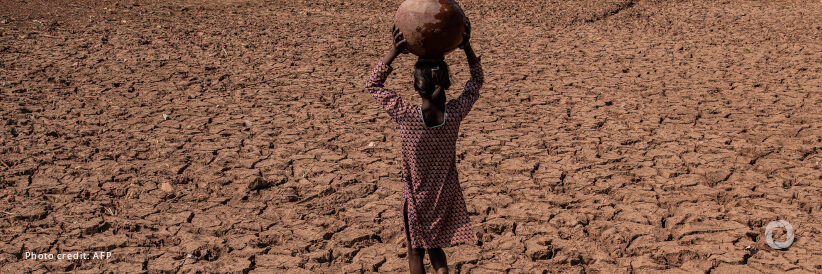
top-left (2, 0), bottom-right (822, 272)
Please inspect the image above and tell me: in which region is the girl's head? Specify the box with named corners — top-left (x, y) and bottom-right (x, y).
top-left (414, 60), bottom-right (451, 100)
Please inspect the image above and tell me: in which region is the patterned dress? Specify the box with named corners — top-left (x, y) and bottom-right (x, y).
top-left (365, 60), bottom-right (484, 249)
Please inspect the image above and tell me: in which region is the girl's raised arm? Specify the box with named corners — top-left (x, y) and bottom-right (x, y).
top-left (452, 21), bottom-right (484, 120)
top-left (364, 27), bottom-right (414, 121)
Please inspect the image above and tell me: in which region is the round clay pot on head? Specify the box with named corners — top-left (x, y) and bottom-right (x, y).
top-left (395, 0), bottom-right (466, 59)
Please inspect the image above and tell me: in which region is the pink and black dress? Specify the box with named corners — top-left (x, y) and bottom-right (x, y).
top-left (365, 60), bottom-right (484, 249)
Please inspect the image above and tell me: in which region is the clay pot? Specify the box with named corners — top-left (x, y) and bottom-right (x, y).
top-left (395, 0), bottom-right (466, 59)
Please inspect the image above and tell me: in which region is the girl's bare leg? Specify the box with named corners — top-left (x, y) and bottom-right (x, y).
top-left (427, 248), bottom-right (448, 274)
top-left (407, 243), bottom-right (426, 274)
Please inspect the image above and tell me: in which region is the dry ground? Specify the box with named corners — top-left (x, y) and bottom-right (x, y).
top-left (2, 0), bottom-right (822, 272)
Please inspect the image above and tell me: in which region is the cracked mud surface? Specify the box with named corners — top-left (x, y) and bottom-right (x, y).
top-left (2, 0), bottom-right (822, 272)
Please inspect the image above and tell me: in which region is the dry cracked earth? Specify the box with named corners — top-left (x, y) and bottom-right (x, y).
top-left (2, 0), bottom-right (822, 272)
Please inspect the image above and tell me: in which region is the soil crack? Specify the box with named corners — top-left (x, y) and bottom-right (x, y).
top-left (582, 0), bottom-right (636, 23)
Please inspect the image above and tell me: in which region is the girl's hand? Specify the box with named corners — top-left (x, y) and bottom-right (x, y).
top-left (459, 19), bottom-right (471, 49)
top-left (382, 25), bottom-right (409, 65)
top-left (391, 25), bottom-right (410, 55)
top-left (461, 19), bottom-right (479, 65)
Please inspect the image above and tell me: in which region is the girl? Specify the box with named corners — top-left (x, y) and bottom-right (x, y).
top-left (364, 22), bottom-right (483, 274)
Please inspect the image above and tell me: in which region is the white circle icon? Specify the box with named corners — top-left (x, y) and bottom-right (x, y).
top-left (765, 220), bottom-right (794, 250)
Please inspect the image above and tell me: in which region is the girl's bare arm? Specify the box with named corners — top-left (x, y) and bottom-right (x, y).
top-left (381, 25), bottom-right (409, 66)
top-left (460, 19), bottom-right (479, 66)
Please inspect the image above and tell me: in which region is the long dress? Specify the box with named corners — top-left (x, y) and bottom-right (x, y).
top-left (364, 60), bottom-right (484, 249)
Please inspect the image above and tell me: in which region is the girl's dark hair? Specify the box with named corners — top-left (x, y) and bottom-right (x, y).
top-left (413, 61), bottom-right (451, 95)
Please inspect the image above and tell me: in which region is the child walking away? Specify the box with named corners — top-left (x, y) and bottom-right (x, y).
top-left (364, 21), bottom-right (483, 274)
